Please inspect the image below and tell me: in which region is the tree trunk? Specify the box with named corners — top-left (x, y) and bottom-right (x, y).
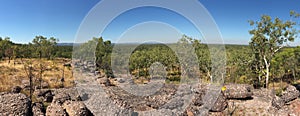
top-left (292, 69), bottom-right (296, 83)
top-left (8, 57), bottom-right (11, 64)
top-left (263, 56), bottom-right (270, 88)
top-left (258, 76), bottom-right (261, 88)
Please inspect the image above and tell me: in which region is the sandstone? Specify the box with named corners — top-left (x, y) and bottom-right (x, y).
top-left (281, 85), bottom-right (300, 103)
top-left (52, 92), bottom-right (71, 104)
top-left (63, 101), bottom-right (93, 116)
top-left (0, 93), bottom-right (31, 116)
top-left (223, 84), bottom-right (253, 99)
top-left (32, 102), bottom-right (45, 116)
top-left (46, 103), bottom-right (67, 116)
top-left (272, 96), bottom-right (284, 109)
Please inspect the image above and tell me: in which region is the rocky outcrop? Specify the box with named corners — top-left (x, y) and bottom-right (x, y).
top-left (32, 102), bottom-right (45, 116)
top-left (281, 85), bottom-right (300, 103)
top-left (223, 84), bottom-right (253, 99)
top-left (210, 93), bottom-right (228, 112)
top-left (191, 85), bottom-right (228, 112)
top-left (34, 89), bottom-right (53, 102)
top-left (97, 77), bottom-right (111, 86)
top-left (46, 103), bottom-right (67, 116)
top-left (272, 85), bottom-right (300, 109)
top-left (0, 93), bottom-right (31, 116)
top-left (46, 99), bottom-right (93, 116)
top-left (46, 88), bottom-right (94, 116)
top-left (52, 92), bottom-right (71, 104)
top-left (53, 88), bottom-right (81, 101)
top-left (272, 96), bottom-right (284, 109)
top-left (63, 101), bottom-right (92, 116)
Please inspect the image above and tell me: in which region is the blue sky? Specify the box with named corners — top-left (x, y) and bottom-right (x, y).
top-left (0, 0), bottom-right (299, 45)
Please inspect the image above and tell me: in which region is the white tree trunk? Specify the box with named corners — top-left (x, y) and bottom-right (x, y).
top-left (263, 56), bottom-right (270, 88)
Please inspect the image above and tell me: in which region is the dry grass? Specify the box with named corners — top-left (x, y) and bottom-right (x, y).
top-left (0, 58), bottom-right (74, 92)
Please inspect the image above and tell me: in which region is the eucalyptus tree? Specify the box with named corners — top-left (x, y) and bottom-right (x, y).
top-left (249, 11), bottom-right (300, 88)
top-left (0, 37), bottom-right (13, 61)
top-left (32, 36), bottom-right (58, 59)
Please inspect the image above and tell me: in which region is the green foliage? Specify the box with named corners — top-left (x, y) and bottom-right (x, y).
top-left (31, 36), bottom-right (59, 59)
top-left (249, 11), bottom-right (300, 87)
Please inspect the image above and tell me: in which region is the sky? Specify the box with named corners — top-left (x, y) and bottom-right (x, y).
top-left (0, 0), bottom-right (299, 45)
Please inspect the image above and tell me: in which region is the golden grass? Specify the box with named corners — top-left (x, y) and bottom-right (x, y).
top-left (0, 58), bottom-right (74, 92)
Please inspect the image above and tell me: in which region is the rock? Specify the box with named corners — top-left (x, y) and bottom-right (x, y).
top-left (210, 93), bottom-right (228, 112)
top-left (286, 99), bottom-right (300, 115)
top-left (98, 77), bottom-right (111, 86)
top-left (118, 78), bottom-right (125, 83)
top-left (11, 86), bottom-right (22, 93)
top-left (272, 96), bottom-right (284, 109)
top-left (32, 102), bottom-right (45, 116)
top-left (54, 88), bottom-right (81, 101)
top-left (34, 89), bottom-right (51, 97)
top-left (161, 98), bottom-right (184, 110)
top-left (63, 101), bottom-right (93, 116)
top-left (46, 103), bottom-right (67, 116)
top-left (44, 92), bottom-right (54, 102)
top-left (34, 89), bottom-right (53, 102)
top-left (190, 84), bottom-right (227, 112)
top-left (281, 85), bottom-right (300, 103)
top-left (223, 84), bottom-right (253, 99)
top-left (52, 92), bottom-right (71, 104)
top-left (0, 93), bottom-right (31, 116)
top-left (94, 71), bottom-right (100, 75)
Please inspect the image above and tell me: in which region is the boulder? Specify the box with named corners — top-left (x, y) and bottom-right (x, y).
top-left (34, 89), bottom-right (51, 97)
top-left (281, 85), bottom-right (300, 103)
top-left (44, 92), bottom-right (54, 102)
top-left (191, 84), bottom-right (227, 112)
top-left (63, 101), bottom-right (93, 116)
top-left (223, 84), bottom-right (253, 99)
top-left (32, 102), bottom-right (45, 116)
top-left (0, 93), bottom-right (31, 116)
top-left (52, 93), bottom-right (71, 104)
top-left (97, 77), bottom-right (111, 86)
top-left (272, 96), bottom-right (284, 109)
top-left (210, 93), bottom-right (228, 112)
top-left (34, 89), bottom-right (53, 102)
top-left (46, 103), bottom-right (67, 116)
top-left (11, 86), bottom-right (22, 93)
top-left (54, 88), bottom-right (81, 101)
top-left (117, 78), bottom-right (125, 83)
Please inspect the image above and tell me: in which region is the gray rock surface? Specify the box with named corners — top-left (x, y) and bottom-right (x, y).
top-left (52, 92), bottom-right (71, 104)
top-left (0, 93), bottom-right (31, 116)
top-left (32, 102), bottom-right (45, 116)
top-left (272, 96), bottom-right (284, 109)
top-left (46, 103), bottom-right (67, 116)
top-left (210, 93), bottom-right (228, 112)
top-left (281, 85), bottom-right (300, 103)
top-left (223, 84), bottom-right (253, 99)
top-left (53, 88), bottom-right (81, 101)
top-left (63, 101), bottom-right (93, 116)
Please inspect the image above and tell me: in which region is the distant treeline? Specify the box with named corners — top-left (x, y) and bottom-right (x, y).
top-left (0, 36), bottom-right (73, 61)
